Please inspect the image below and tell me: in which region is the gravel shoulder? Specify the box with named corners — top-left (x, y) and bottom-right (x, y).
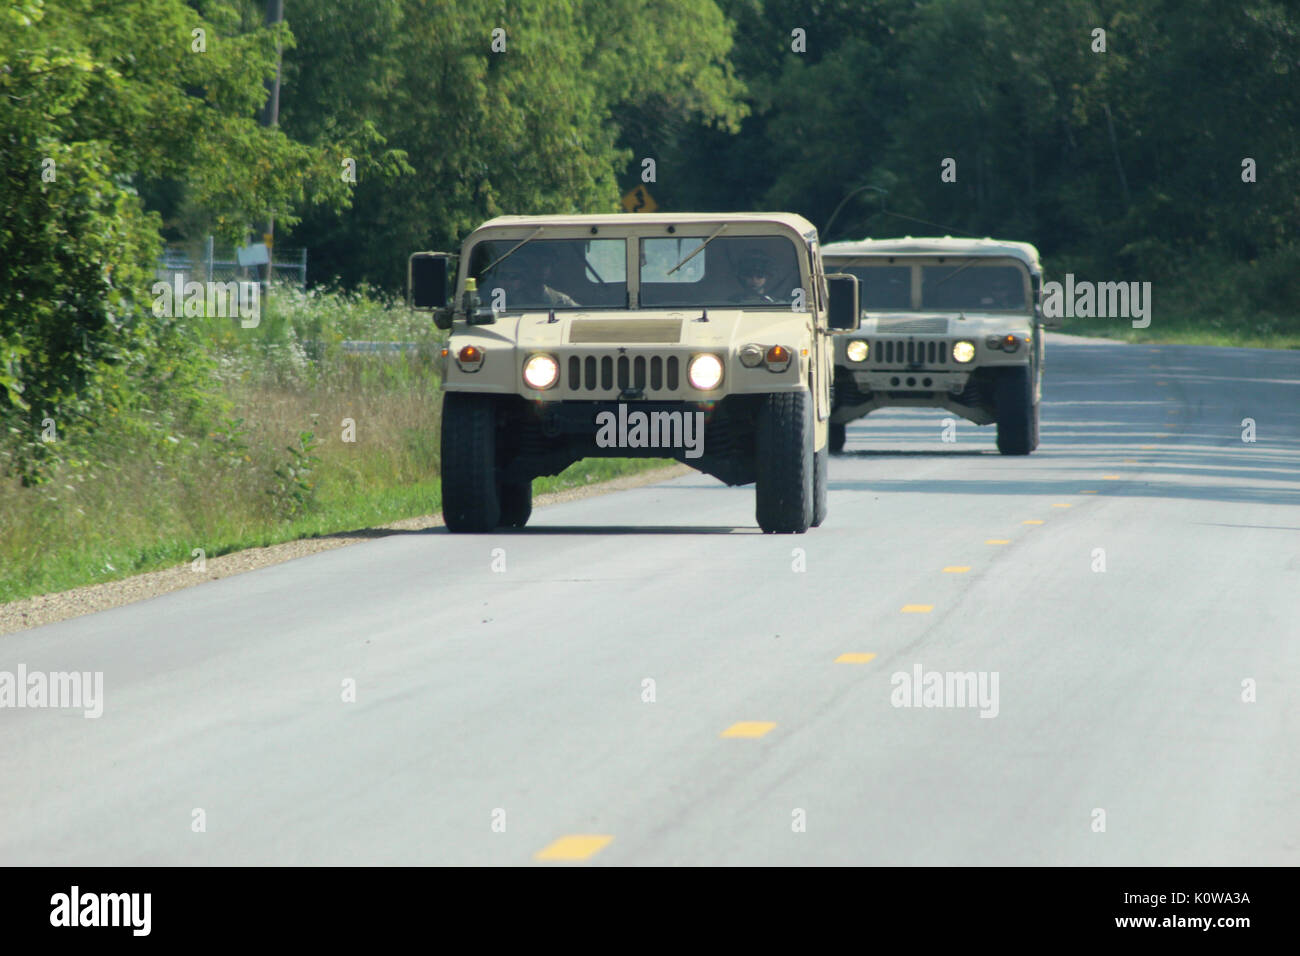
top-left (0, 464), bottom-right (689, 636)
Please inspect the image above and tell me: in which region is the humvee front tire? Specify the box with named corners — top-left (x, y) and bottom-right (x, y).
top-left (441, 392), bottom-right (501, 532)
top-left (755, 390), bottom-right (814, 534)
top-left (812, 444), bottom-right (828, 527)
top-left (829, 422), bottom-right (846, 454)
top-left (995, 367), bottom-right (1035, 456)
top-left (498, 479), bottom-right (532, 528)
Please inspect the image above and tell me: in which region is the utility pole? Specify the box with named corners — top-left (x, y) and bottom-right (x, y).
top-left (258, 0), bottom-right (284, 287)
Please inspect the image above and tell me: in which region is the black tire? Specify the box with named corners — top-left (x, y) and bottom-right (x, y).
top-left (995, 366), bottom-right (1035, 456)
top-left (811, 443), bottom-right (828, 527)
top-left (441, 392), bottom-right (500, 532)
top-left (1030, 389), bottom-right (1040, 451)
top-left (829, 421), bottom-right (847, 454)
top-left (755, 390), bottom-right (814, 534)
top-left (497, 479), bottom-right (532, 528)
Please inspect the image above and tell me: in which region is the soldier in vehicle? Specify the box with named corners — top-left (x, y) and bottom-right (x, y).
top-left (979, 270), bottom-right (1023, 310)
top-left (490, 248), bottom-right (579, 309)
top-left (730, 251), bottom-right (782, 304)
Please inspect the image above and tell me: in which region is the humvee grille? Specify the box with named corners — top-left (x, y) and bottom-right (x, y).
top-left (876, 317), bottom-right (949, 334)
top-left (566, 354), bottom-right (681, 392)
top-left (867, 338), bottom-right (950, 368)
top-left (569, 319), bottom-right (682, 343)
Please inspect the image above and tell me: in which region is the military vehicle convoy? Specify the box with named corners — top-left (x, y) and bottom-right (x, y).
top-left (821, 237), bottom-right (1052, 455)
top-left (409, 213), bottom-right (860, 533)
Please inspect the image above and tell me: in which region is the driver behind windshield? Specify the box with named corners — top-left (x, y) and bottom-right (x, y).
top-left (730, 252), bottom-right (785, 304)
top-left (977, 270), bottom-right (1023, 310)
top-left (488, 250), bottom-right (579, 310)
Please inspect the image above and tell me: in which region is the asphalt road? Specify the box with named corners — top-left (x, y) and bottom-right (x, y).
top-left (2, 333), bottom-right (1297, 865)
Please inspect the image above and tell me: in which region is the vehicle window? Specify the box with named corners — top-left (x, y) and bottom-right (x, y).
top-left (830, 265), bottom-right (912, 310)
top-left (469, 238), bottom-right (626, 311)
top-left (640, 236), bottom-right (803, 308)
top-left (922, 264), bottom-right (1027, 311)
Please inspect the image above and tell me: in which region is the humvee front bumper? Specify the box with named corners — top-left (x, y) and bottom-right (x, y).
top-left (844, 368), bottom-right (973, 392)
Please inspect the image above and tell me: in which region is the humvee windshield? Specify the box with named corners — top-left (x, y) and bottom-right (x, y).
top-left (470, 238), bottom-right (627, 311)
top-left (830, 260), bottom-right (1030, 312)
top-left (640, 236), bottom-right (802, 308)
top-left (922, 264), bottom-right (1026, 310)
top-left (834, 265), bottom-right (910, 310)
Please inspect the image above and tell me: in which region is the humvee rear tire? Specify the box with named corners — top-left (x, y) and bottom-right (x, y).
top-left (755, 390), bottom-right (814, 534)
top-left (497, 479), bottom-right (532, 528)
top-left (829, 422), bottom-right (847, 454)
top-left (1030, 393), bottom-right (1040, 451)
top-left (441, 392), bottom-right (501, 532)
top-left (995, 367), bottom-right (1035, 456)
top-left (811, 444), bottom-right (828, 527)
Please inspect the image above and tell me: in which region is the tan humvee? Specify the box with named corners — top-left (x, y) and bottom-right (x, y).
top-left (409, 213), bottom-right (861, 532)
top-left (822, 237), bottom-right (1055, 455)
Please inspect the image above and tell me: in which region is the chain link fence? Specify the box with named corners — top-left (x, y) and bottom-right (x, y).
top-left (155, 236), bottom-right (307, 288)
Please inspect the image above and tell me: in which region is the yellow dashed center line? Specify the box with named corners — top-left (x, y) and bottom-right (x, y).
top-left (835, 653), bottom-right (877, 664)
top-left (721, 721), bottom-right (776, 738)
top-left (1123, 458), bottom-right (1139, 463)
top-left (1079, 489), bottom-right (1099, 494)
top-left (986, 539), bottom-right (1010, 544)
top-left (1101, 475), bottom-right (1122, 480)
top-left (942, 566), bottom-right (971, 573)
top-left (535, 835), bottom-right (613, 861)
top-left (900, 604), bottom-right (933, 613)
top-left (1023, 519), bottom-right (1044, 525)
top-left (1051, 503), bottom-right (1071, 508)
top-left (1139, 444), bottom-right (1156, 449)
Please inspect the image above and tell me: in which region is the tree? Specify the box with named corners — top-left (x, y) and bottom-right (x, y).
top-left (0, 0), bottom-right (357, 478)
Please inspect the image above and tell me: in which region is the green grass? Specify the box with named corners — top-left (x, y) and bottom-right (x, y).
top-left (0, 455), bottom-right (669, 605)
top-left (0, 285), bottom-right (672, 606)
top-left (1056, 314), bottom-right (1300, 350)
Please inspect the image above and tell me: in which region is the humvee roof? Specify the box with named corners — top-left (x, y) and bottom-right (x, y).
top-left (823, 237), bottom-right (1041, 271)
top-left (476, 212), bottom-right (819, 236)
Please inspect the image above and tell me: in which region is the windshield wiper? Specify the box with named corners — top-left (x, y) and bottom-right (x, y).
top-left (667, 224), bottom-right (727, 276)
top-left (481, 227), bottom-right (545, 274)
top-left (930, 258), bottom-right (981, 289)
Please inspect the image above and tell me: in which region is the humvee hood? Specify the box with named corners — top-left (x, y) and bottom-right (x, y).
top-left (510, 309), bottom-right (810, 351)
top-left (858, 311), bottom-right (1032, 335)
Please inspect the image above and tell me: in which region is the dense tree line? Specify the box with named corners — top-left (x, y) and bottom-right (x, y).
top-left (2, 0), bottom-right (1297, 477)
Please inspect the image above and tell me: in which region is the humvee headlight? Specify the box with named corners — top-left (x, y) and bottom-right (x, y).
top-left (764, 345), bottom-right (792, 372)
top-left (952, 340), bottom-right (976, 363)
top-left (522, 353), bottom-right (560, 390)
top-left (456, 344), bottom-right (484, 372)
top-left (846, 340), bottom-right (869, 363)
top-left (739, 344), bottom-right (765, 368)
top-left (688, 353), bottom-right (724, 391)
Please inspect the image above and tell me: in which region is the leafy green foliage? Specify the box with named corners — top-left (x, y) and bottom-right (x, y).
top-left (0, 0), bottom-right (362, 479)
top-left (268, 429), bottom-right (321, 519)
top-left (279, 0), bottom-right (748, 287)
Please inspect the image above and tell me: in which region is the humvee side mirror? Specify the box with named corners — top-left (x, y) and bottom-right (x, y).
top-left (1033, 274), bottom-right (1062, 328)
top-left (1036, 303), bottom-right (1061, 329)
top-left (825, 274), bottom-right (861, 331)
top-left (409, 253), bottom-right (453, 310)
